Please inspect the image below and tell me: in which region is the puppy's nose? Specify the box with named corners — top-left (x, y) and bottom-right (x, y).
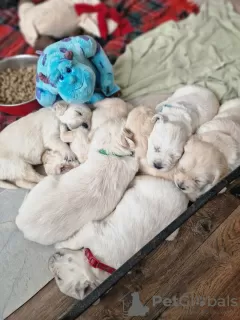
top-left (153, 162), bottom-right (163, 170)
top-left (81, 122), bottom-right (89, 129)
top-left (177, 182), bottom-right (186, 190)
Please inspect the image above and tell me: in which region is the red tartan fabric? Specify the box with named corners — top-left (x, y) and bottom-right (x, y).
top-left (0, 0), bottom-right (199, 131)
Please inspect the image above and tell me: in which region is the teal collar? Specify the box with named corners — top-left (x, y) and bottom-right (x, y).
top-left (157, 103), bottom-right (173, 112)
top-left (98, 149), bottom-right (132, 158)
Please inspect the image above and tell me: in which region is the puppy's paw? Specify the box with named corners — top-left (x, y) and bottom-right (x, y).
top-left (64, 149), bottom-right (77, 162)
top-left (55, 242), bottom-right (67, 250)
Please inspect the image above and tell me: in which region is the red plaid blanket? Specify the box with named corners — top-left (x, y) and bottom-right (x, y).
top-left (0, 0), bottom-right (199, 131)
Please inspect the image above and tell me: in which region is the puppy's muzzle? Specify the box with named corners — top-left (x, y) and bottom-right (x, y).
top-left (81, 122), bottom-right (89, 129)
top-left (153, 161), bottom-right (163, 170)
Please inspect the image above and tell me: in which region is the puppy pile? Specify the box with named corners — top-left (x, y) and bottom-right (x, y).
top-left (2, 85), bottom-right (238, 300)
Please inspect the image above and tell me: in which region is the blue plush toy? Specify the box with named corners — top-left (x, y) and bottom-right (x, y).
top-left (36, 35), bottom-right (120, 107)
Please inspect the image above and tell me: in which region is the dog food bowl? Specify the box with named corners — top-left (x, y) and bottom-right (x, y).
top-left (0, 55), bottom-right (40, 116)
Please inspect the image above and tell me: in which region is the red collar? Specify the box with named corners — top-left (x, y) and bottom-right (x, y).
top-left (84, 248), bottom-right (116, 274)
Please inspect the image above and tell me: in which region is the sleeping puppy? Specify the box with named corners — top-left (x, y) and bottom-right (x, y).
top-left (174, 98), bottom-right (240, 201)
top-left (60, 98), bottom-right (132, 163)
top-left (125, 106), bottom-right (175, 180)
top-left (51, 176), bottom-right (189, 299)
top-left (0, 101), bottom-right (91, 189)
top-left (16, 119), bottom-right (139, 245)
top-left (147, 85), bottom-right (220, 172)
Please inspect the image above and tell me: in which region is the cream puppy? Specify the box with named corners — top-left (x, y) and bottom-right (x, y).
top-left (0, 101), bottom-right (90, 189)
top-left (60, 98), bottom-right (132, 163)
top-left (16, 119), bottom-right (139, 245)
top-left (147, 85), bottom-right (219, 172)
top-left (125, 106), bottom-right (175, 180)
top-left (51, 176), bottom-right (189, 299)
top-left (174, 98), bottom-right (240, 201)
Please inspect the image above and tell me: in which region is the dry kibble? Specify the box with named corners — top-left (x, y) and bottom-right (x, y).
top-left (0, 65), bottom-right (36, 105)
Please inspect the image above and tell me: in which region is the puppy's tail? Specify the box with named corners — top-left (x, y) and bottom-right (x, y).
top-left (0, 180), bottom-right (18, 190)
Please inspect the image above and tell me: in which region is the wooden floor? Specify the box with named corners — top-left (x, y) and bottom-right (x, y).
top-left (7, 183), bottom-right (240, 320)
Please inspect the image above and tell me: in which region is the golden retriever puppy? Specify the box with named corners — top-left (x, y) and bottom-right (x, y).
top-left (147, 85), bottom-right (219, 172)
top-left (124, 106), bottom-right (175, 180)
top-left (174, 98), bottom-right (240, 201)
top-left (16, 119), bottom-right (139, 245)
top-left (60, 98), bottom-right (133, 164)
top-left (0, 101), bottom-right (91, 189)
top-left (174, 137), bottom-right (228, 201)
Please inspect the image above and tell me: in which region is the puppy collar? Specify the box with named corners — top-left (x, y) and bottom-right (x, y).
top-left (156, 103), bottom-right (173, 112)
top-left (85, 248), bottom-right (116, 274)
top-left (98, 148), bottom-right (133, 157)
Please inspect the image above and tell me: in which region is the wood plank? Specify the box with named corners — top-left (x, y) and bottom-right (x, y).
top-left (6, 280), bottom-right (75, 320)
top-left (75, 193), bottom-right (240, 320)
top-left (148, 205), bottom-right (240, 320)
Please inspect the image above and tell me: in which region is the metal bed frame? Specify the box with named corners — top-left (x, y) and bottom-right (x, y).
top-left (59, 166), bottom-right (240, 320)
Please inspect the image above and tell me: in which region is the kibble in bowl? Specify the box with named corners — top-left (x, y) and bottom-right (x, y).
top-left (0, 55), bottom-right (40, 116)
top-left (0, 65), bottom-right (36, 105)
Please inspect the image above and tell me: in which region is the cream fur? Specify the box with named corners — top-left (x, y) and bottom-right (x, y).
top-left (60, 98), bottom-right (132, 163)
top-left (147, 85), bottom-right (220, 172)
top-left (51, 176), bottom-right (188, 299)
top-left (125, 106), bottom-right (175, 180)
top-left (16, 119), bottom-right (139, 245)
top-left (174, 98), bottom-right (240, 201)
top-left (0, 101), bottom-right (90, 189)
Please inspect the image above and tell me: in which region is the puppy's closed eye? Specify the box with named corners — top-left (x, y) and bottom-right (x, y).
top-left (154, 146), bottom-right (160, 153)
top-left (194, 179), bottom-right (201, 184)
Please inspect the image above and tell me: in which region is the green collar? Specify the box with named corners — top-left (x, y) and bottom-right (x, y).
top-left (98, 149), bottom-right (132, 158)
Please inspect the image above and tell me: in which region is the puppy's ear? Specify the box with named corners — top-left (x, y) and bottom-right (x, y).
top-left (211, 158), bottom-right (228, 186)
top-left (120, 128), bottom-right (135, 150)
top-left (151, 114), bottom-right (168, 124)
top-left (53, 100), bottom-right (69, 116)
top-left (75, 280), bottom-right (92, 300)
top-left (184, 136), bottom-right (198, 152)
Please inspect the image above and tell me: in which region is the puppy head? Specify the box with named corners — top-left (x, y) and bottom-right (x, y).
top-left (91, 98), bottom-right (131, 133)
top-left (54, 101), bottom-right (92, 130)
top-left (174, 136), bottom-right (228, 199)
top-left (90, 118), bottom-right (135, 156)
top-left (48, 249), bottom-right (97, 300)
top-left (147, 114), bottom-right (189, 171)
top-left (125, 106), bottom-right (155, 158)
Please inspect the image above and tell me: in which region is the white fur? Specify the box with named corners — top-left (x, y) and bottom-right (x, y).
top-left (0, 101), bottom-right (90, 189)
top-left (51, 176), bottom-right (188, 299)
top-left (60, 98), bottom-right (132, 163)
top-left (60, 125), bottom-right (90, 163)
top-left (91, 98), bottom-right (132, 133)
top-left (125, 106), bottom-right (175, 180)
top-left (174, 98), bottom-right (240, 201)
top-left (41, 150), bottom-right (80, 175)
top-left (147, 85), bottom-right (219, 172)
top-left (16, 119), bottom-right (139, 245)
